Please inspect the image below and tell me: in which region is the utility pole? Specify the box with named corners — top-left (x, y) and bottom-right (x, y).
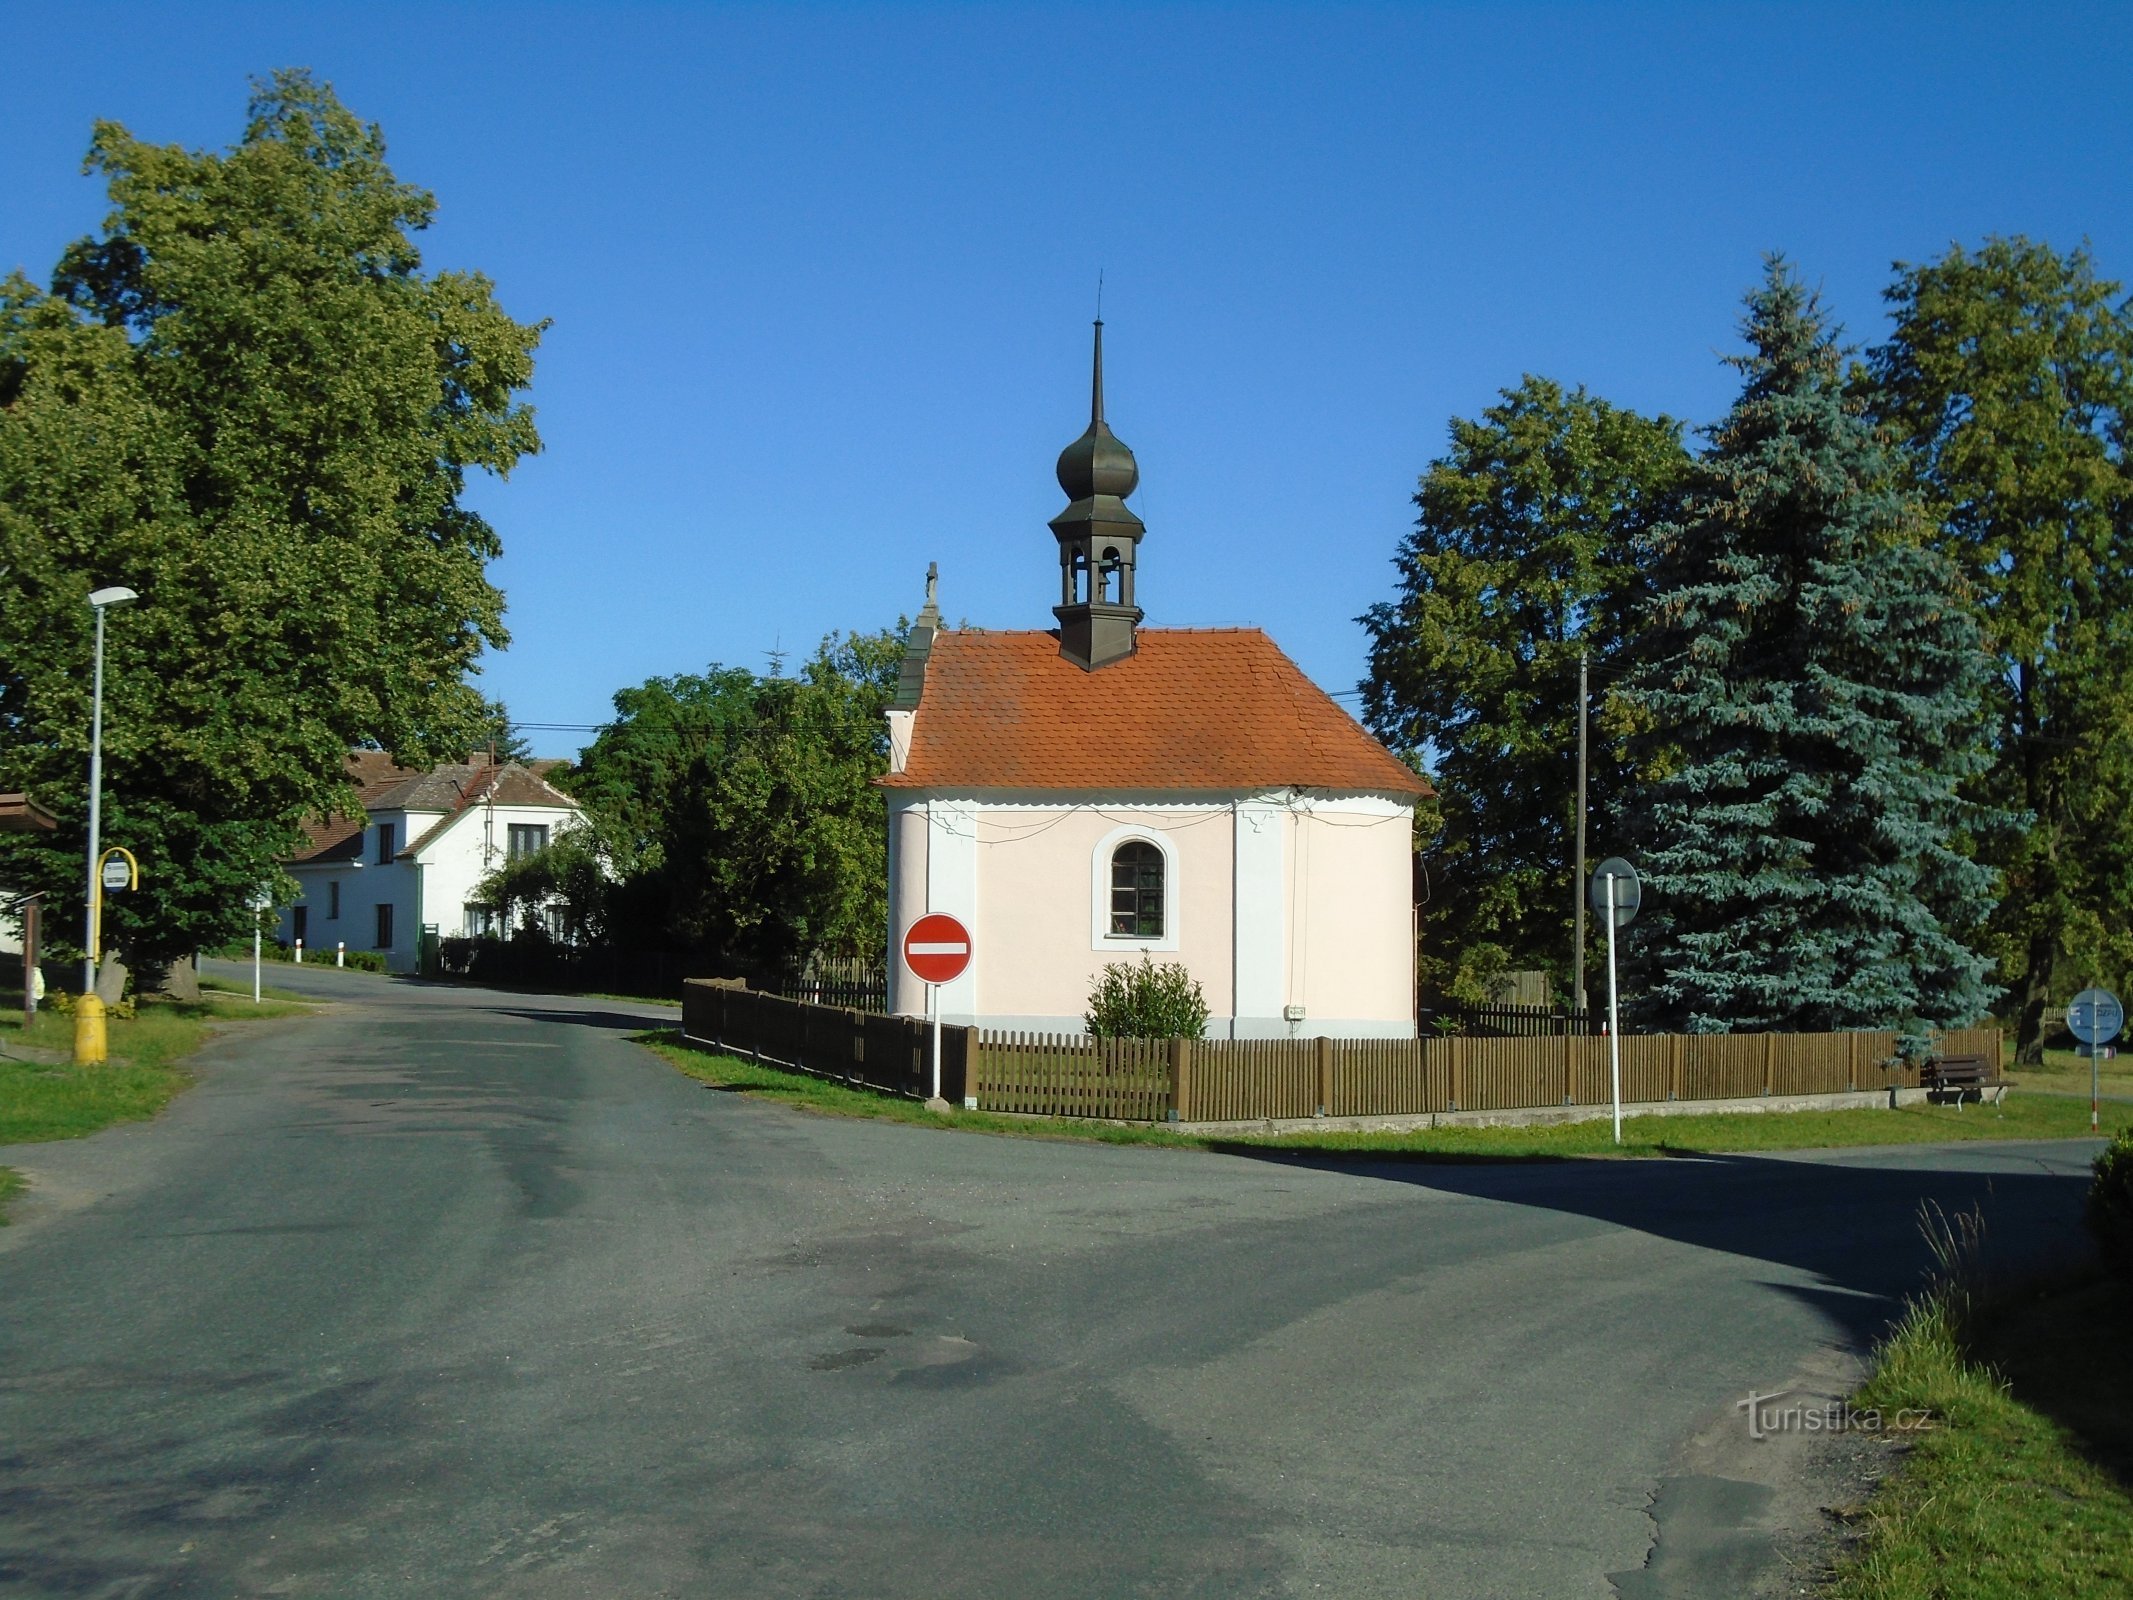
top-left (1573, 649), bottom-right (1589, 1016)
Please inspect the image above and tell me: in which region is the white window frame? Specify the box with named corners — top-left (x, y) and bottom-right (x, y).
top-left (1089, 824), bottom-right (1179, 952)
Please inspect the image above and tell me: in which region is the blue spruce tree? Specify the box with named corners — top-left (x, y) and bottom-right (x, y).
top-left (1621, 258), bottom-right (2002, 1033)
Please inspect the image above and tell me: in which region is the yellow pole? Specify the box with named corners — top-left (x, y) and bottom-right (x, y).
top-left (72, 871), bottom-right (109, 1066)
top-left (73, 992), bottom-right (107, 1065)
top-left (74, 847), bottom-right (135, 1067)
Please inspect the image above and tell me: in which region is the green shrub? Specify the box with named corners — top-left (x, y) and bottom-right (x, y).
top-left (1085, 954), bottom-right (1209, 1040)
top-left (2087, 1128), bottom-right (2133, 1284)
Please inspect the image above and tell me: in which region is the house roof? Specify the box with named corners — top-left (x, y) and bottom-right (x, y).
top-left (0, 793), bottom-right (58, 832)
top-left (882, 628), bottom-right (1430, 798)
top-left (289, 754), bottom-right (579, 865)
top-left (399, 764), bottom-right (579, 857)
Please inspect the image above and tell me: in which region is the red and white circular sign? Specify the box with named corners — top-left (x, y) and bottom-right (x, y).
top-left (901, 913), bottom-right (972, 985)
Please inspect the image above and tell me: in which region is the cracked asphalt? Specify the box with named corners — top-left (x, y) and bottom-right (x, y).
top-left (0, 963), bottom-right (2098, 1597)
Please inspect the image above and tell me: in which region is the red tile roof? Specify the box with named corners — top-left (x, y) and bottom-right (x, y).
top-left (292, 753), bottom-right (426, 861)
top-left (883, 629), bottom-right (1430, 797)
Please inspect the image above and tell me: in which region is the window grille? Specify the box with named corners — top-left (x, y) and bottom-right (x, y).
top-left (1109, 840), bottom-right (1164, 938)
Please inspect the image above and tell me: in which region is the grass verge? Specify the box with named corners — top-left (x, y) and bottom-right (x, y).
top-left (636, 1031), bottom-right (2130, 1158)
top-left (0, 988), bottom-right (312, 1221)
top-left (198, 975), bottom-right (328, 1005)
top-left (639, 1032), bottom-right (1201, 1148)
top-left (2016, 1046), bottom-right (2133, 1101)
top-left (1829, 1247), bottom-right (2133, 1596)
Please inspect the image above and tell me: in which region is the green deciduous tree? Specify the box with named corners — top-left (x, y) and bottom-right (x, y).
top-left (1621, 257), bottom-right (2003, 1033)
top-left (563, 627), bottom-right (904, 974)
top-left (1863, 237), bottom-right (2133, 1061)
top-left (0, 70), bottom-right (541, 977)
top-left (1360, 375), bottom-right (1689, 1004)
top-left (472, 821), bottom-right (613, 945)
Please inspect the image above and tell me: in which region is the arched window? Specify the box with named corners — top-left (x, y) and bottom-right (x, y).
top-left (1109, 840), bottom-right (1165, 938)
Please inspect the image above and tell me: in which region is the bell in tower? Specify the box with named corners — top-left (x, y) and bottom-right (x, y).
top-left (1050, 319), bottom-right (1145, 670)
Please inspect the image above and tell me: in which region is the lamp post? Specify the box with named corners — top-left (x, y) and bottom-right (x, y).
top-left (75, 585), bottom-right (136, 1066)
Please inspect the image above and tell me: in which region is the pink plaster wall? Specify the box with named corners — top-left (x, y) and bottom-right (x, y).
top-left (978, 805), bottom-right (1235, 1025)
top-left (1286, 807), bottom-right (1414, 1026)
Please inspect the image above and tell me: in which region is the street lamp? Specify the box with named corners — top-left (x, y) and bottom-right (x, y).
top-left (75, 585), bottom-right (136, 1066)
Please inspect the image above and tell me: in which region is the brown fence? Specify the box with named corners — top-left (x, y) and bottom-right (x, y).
top-left (978, 1024), bottom-right (2001, 1124)
top-left (679, 980), bottom-right (2001, 1126)
top-left (681, 979), bottom-right (976, 1103)
top-left (977, 1033), bottom-right (1172, 1119)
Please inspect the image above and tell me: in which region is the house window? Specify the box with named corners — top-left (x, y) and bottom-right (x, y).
top-left (328, 881), bottom-right (340, 920)
top-left (507, 823), bottom-right (549, 859)
top-left (375, 903), bottom-right (394, 951)
top-left (376, 822), bottom-right (395, 864)
top-left (464, 904), bottom-right (494, 938)
top-left (1109, 841), bottom-right (1165, 938)
top-left (292, 905), bottom-right (307, 946)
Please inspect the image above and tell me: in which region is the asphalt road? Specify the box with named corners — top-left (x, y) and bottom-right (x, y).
top-left (0, 964), bottom-right (2098, 1598)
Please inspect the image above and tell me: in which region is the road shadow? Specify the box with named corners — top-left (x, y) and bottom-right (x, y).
top-left (480, 1005), bottom-right (676, 1034)
top-left (1211, 1143), bottom-right (2096, 1351)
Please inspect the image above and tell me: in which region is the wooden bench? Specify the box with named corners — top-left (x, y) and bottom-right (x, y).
top-left (1921, 1053), bottom-right (2004, 1108)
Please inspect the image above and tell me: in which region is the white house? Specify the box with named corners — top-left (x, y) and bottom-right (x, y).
top-left (279, 753), bottom-right (583, 974)
top-left (880, 324), bottom-right (1430, 1039)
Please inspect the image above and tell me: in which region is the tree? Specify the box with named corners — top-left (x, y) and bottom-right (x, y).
top-left (1863, 238), bottom-right (2133, 1061)
top-left (471, 821), bottom-right (612, 944)
top-left (1620, 257), bottom-right (2002, 1033)
top-left (1085, 954), bottom-right (1210, 1040)
top-left (1359, 376), bottom-right (1689, 1004)
top-left (472, 696), bottom-right (534, 765)
top-left (0, 70), bottom-right (542, 979)
top-left (563, 627), bottom-right (905, 973)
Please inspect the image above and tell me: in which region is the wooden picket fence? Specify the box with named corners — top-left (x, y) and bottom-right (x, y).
top-left (680, 979), bottom-right (2000, 1125)
top-left (977, 1032), bottom-right (1172, 1120)
top-left (681, 979), bottom-right (975, 1103)
top-left (977, 1024), bottom-right (2002, 1124)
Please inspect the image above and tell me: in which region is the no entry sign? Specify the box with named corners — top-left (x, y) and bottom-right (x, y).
top-left (902, 913), bottom-right (972, 985)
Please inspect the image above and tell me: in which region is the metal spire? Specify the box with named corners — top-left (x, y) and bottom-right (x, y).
top-left (1091, 317), bottom-right (1106, 428)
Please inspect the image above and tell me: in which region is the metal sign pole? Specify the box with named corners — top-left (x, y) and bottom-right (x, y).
top-left (929, 982), bottom-right (942, 1101)
top-left (1607, 873), bottom-right (1622, 1145)
top-left (1573, 650), bottom-right (1589, 1014)
top-left (2067, 988), bottom-right (2123, 1135)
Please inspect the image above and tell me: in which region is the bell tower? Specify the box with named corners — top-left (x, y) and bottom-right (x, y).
top-left (1050, 320), bottom-right (1145, 670)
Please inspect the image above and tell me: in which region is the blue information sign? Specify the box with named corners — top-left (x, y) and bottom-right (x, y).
top-left (2067, 988), bottom-right (2124, 1047)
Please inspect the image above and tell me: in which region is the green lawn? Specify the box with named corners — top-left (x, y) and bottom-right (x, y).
top-left (2013, 1047), bottom-right (2133, 1101)
top-left (638, 1032), bottom-right (2129, 1158)
top-left (198, 975), bottom-right (329, 1005)
top-left (1830, 1270), bottom-right (2133, 1598)
top-left (0, 988), bottom-right (312, 1219)
top-left (639, 1032), bottom-right (1200, 1148)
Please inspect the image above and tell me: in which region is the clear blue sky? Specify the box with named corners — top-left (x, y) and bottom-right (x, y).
top-left (7, 4), bottom-right (2130, 757)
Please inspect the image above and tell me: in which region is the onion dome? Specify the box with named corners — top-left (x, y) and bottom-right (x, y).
top-left (1055, 320), bottom-right (1140, 502)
